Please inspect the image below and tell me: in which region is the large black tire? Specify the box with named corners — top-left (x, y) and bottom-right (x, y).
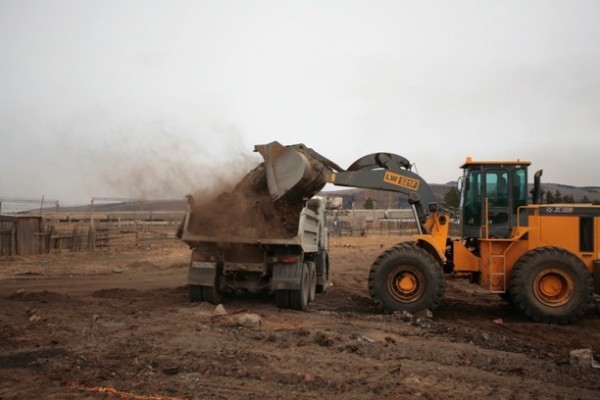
top-left (307, 261), bottom-right (317, 303)
top-left (274, 290), bottom-right (290, 309)
top-left (202, 285), bottom-right (223, 305)
top-left (509, 247), bottom-right (593, 324)
top-left (289, 263), bottom-right (310, 311)
top-left (368, 243), bottom-right (445, 313)
top-left (316, 250), bottom-right (329, 294)
top-left (189, 285), bottom-right (204, 303)
top-left (499, 291), bottom-right (514, 306)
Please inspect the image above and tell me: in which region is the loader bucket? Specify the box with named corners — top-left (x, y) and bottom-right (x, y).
top-left (255, 141), bottom-right (327, 201)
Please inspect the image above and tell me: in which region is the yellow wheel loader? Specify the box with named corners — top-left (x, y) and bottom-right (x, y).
top-left (256, 141), bottom-right (600, 324)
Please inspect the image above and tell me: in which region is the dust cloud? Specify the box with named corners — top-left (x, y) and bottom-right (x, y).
top-left (66, 122), bottom-right (260, 203)
top-left (186, 163), bottom-right (306, 240)
top-left (184, 144), bottom-right (330, 241)
top-left (73, 125), bottom-right (311, 240)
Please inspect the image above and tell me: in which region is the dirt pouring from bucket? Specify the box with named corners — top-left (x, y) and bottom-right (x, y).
top-left (186, 163), bottom-right (308, 240)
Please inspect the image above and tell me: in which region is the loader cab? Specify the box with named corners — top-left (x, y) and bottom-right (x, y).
top-left (460, 158), bottom-right (530, 239)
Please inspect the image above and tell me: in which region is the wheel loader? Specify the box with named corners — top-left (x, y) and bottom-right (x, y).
top-left (256, 141), bottom-right (600, 324)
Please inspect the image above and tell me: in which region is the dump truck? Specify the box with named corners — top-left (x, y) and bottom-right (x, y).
top-left (179, 162), bottom-right (329, 311)
top-left (257, 141), bottom-right (600, 324)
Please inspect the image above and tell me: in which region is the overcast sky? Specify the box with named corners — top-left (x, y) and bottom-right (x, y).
top-left (1, 0), bottom-right (599, 204)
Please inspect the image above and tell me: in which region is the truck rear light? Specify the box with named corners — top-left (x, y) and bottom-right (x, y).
top-left (273, 256), bottom-right (300, 264)
top-left (191, 251), bottom-right (213, 262)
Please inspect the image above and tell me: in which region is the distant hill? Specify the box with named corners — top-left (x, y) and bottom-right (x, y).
top-left (14, 182), bottom-right (600, 215)
top-left (17, 199), bottom-right (188, 215)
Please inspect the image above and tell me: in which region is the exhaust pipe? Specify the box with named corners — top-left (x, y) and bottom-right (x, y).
top-left (531, 169), bottom-right (543, 204)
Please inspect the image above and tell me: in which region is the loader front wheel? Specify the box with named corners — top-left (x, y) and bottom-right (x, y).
top-left (369, 243), bottom-right (445, 313)
top-left (509, 247), bottom-right (593, 324)
top-left (289, 263), bottom-right (310, 311)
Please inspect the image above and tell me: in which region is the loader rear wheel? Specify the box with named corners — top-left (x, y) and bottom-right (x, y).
top-left (499, 291), bottom-right (513, 306)
top-left (307, 261), bottom-right (317, 303)
top-left (369, 243), bottom-right (445, 313)
top-left (189, 285), bottom-right (204, 303)
top-left (289, 263), bottom-right (310, 311)
top-left (509, 247), bottom-right (593, 324)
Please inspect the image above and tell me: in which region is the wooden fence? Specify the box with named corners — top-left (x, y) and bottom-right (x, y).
top-left (0, 213), bottom-right (184, 256)
top-left (1, 210), bottom-right (461, 256)
top-left (327, 213), bottom-right (461, 237)
top-left (0, 216), bottom-right (47, 256)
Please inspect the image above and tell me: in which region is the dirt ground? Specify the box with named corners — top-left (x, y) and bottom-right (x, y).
top-left (1, 236), bottom-right (599, 400)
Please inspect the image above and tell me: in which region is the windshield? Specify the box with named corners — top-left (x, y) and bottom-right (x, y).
top-left (462, 168), bottom-right (482, 226)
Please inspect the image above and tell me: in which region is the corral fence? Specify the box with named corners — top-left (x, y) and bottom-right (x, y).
top-left (327, 209), bottom-right (461, 237)
top-left (1, 208), bottom-right (461, 256)
top-left (0, 212), bottom-right (185, 256)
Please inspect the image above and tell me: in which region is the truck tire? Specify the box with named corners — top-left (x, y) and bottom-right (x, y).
top-left (202, 285), bottom-right (223, 305)
top-left (316, 249), bottom-right (329, 294)
top-left (509, 247), bottom-right (593, 324)
top-left (289, 263), bottom-right (310, 311)
top-left (307, 261), bottom-right (317, 303)
top-left (189, 285), bottom-right (204, 303)
top-left (274, 290), bottom-right (290, 309)
top-left (368, 243), bottom-right (445, 313)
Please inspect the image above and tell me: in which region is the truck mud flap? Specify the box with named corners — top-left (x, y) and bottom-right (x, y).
top-left (188, 261), bottom-right (218, 286)
top-left (271, 263), bottom-right (303, 290)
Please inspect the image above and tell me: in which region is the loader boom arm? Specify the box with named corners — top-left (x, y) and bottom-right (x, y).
top-left (255, 141), bottom-right (439, 228)
top-left (325, 153), bottom-right (439, 223)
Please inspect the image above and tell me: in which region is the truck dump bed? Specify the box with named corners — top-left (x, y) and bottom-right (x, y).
top-left (180, 204), bottom-right (322, 253)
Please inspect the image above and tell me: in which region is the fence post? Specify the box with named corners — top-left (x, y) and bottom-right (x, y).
top-left (72, 225), bottom-right (78, 251)
top-left (88, 225), bottom-right (96, 252)
top-left (10, 225), bottom-right (16, 256)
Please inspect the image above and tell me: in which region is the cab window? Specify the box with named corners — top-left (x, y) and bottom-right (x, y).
top-left (486, 170), bottom-right (508, 207)
top-left (512, 169), bottom-right (527, 212)
top-left (463, 169), bottom-right (481, 226)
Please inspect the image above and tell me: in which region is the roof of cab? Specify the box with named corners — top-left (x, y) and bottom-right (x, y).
top-left (460, 157), bottom-right (531, 169)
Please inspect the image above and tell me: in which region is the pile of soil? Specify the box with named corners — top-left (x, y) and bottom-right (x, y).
top-left (187, 163), bottom-right (307, 240)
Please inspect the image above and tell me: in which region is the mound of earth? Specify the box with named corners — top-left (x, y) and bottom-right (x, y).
top-left (187, 163), bottom-right (307, 239)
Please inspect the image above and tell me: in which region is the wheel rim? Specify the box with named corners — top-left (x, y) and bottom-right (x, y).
top-left (386, 265), bottom-right (425, 303)
top-left (532, 268), bottom-right (574, 307)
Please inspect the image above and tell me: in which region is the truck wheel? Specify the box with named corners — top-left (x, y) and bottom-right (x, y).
top-left (202, 285), bottom-right (223, 305)
top-left (509, 247), bottom-right (593, 324)
top-left (316, 250), bottom-right (329, 294)
top-left (289, 263), bottom-right (310, 311)
top-left (307, 261), bottom-right (317, 302)
top-left (368, 243), bottom-right (444, 313)
top-left (274, 290), bottom-right (290, 309)
top-left (189, 285), bottom-right (204, 303)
